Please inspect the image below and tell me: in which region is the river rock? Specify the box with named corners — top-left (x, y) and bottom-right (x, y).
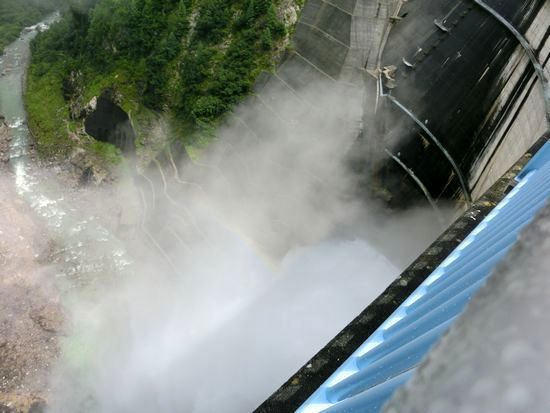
top-left (64, 70), bottom-right (98, 121)
top-left (29, 303), bottom-right (63, 334)
top-left (0, 116), bottom-right (10, 164)
top-left (69, 147), bottom-right (110, 186)
top-left (0, 394), bottom-right (46, 413)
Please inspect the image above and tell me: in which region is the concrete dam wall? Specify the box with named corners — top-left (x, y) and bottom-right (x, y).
top-left (372, 0), bottom-right (549, 207)
top-left (469, 0), bottom-right (549, 199)
top-left (242, 0), bottom-right (549, 209)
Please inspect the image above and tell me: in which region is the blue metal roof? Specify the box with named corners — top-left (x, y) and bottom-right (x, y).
top-left (296, 141), bottom-right (550, 413)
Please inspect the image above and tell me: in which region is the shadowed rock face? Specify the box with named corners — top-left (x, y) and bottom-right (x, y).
top-left (84, 96), bottom-right (136, 153)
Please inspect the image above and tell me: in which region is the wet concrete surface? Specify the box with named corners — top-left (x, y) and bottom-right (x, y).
top-left (372, 0), bottom-right (547, 205)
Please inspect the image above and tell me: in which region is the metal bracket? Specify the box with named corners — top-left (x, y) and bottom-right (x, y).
top-left (382, 90), bottom-right (473, 206)
top-left (433, 19), bottom-right (450, 33)
top-left (402, 57), bottom-right (416, 68)
top-left (385, 148), bottom-right (445, 226)
top-left (389, 15), bottom-right (403, 24)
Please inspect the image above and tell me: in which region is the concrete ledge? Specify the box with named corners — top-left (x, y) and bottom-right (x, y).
top-left (253, 134), bottom-right (549, 413)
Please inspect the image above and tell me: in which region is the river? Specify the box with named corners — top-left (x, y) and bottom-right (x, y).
top-left (0, 15), bottom-right (131, 288)
top-left (0, 16), bottom-right (137, 408)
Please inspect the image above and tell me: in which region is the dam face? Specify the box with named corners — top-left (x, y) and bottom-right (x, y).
top-left (243, 0), bottom-right (550, 209)
top-left (372, 0), bottom-right (549, 206)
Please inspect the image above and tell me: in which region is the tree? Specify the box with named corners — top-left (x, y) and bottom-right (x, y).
top-left (172, 0), bottom-right (189, 38)
top-left (191, 95), bottom-right (226, 121)
top-left (266, 3), bottom-right (285, 39)
top-left (245, 0), bottom-right (256, 23)
top-left (260, 27), bottom-right (272, 51)
top-left (195, 0), bottom-right (229, 43)
top-left (254, 0), bottom-right (271, 17)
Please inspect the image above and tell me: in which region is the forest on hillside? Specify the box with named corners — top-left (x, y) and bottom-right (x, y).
top-left (0, 0), bottom-right (63, 50)
top-left (26, 0), bottom-right (297, 159)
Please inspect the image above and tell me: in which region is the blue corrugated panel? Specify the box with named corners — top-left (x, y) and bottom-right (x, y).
top-left (296, 142), bottom-right (550, 413)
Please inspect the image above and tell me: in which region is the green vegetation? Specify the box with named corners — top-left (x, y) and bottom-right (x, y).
top-left (26, 59), bottom-right (70, 157)
top-left (88, 140), bottom-right (122, 165)
top-left (26, 0), bottom-right (294, 160)
top-left (0, 0), bottom-right (62, 51)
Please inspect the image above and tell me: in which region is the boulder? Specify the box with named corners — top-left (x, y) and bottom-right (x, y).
top-left (0, 116), bottom-right (10, 164)
top-left (69, 147), bottom-right (110, 186)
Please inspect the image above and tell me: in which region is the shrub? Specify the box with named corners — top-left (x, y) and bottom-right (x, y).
top-left (191, 96), bottom-right (226, 121)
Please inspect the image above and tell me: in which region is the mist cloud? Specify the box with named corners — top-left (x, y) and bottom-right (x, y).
top-left (42, 73), bottom-right (445, 412)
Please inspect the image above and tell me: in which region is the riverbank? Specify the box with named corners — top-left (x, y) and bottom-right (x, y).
top-left (0, 116), bottom-right (63, 412)
top-left (0, 116), bottom-right (10, 164)
top-left (0, 173), bottom-right (63, 413)
top-left (0, 0), bottom-right (61, 52)
top-left (0, 18), bottom-right (127, 413)
top-left (1, 27), bottom-right (60, 411)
